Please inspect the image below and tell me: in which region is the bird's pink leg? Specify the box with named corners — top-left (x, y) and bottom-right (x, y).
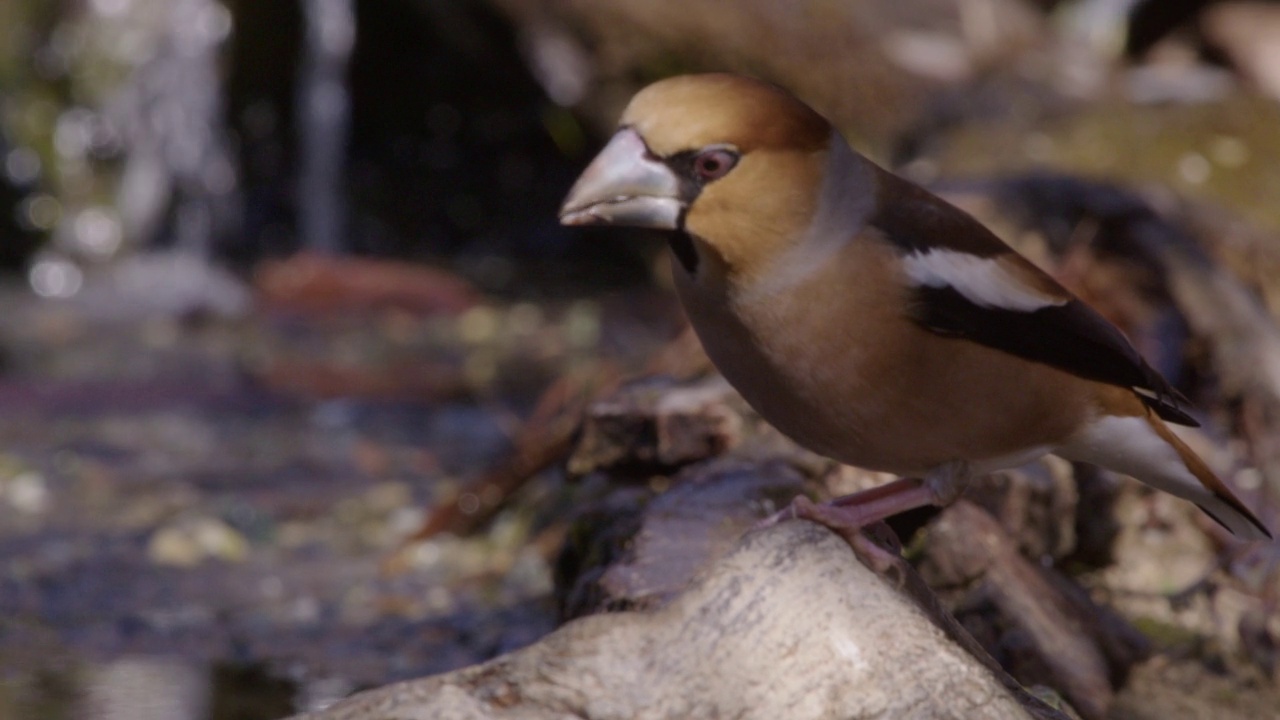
top-left (757, 477), bottom-right (941, 531)
top-left (817, 477), bottom-right (941, 525)
top-left (756, 469), bottom-right (966, 573)
top-left (788, 496), bottom-right (907, 574)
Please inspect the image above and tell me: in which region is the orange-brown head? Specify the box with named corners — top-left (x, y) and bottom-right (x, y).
top-left (560, 74), bottom-right (869, 283)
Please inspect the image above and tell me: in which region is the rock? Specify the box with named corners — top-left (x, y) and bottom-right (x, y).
top-left (148, 516), bottom-right (251, 567)
top-left (2, 471), bottom-right (50, 515)
top-left (291, 521), bottom-right (1063, 720)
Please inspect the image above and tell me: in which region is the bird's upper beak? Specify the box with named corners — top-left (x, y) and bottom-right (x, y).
top-left (558, 128), bottom-right (682, 230)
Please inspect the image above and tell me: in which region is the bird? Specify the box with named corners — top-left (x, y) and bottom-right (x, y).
top-left (558, 72), bottom-right (1270, 544)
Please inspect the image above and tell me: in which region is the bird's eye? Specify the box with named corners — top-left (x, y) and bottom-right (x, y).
top-left (693, 148), bottom-right (738, 181)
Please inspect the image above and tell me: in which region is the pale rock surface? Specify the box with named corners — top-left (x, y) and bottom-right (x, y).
top-left (292, 521), bottom-right (1043, 720)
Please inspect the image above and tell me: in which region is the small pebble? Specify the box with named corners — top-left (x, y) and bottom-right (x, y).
top-left (148, 527), bottom-right (204, 568)
top-left (6, 472), bottom-right (51, 514)
top-left (148, 517), bottom-right (250, 567)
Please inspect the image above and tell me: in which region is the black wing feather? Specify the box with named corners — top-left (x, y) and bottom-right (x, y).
top-left (910, 285), bottom-right (1199, 427)
top-left (868, 166), bottom-right (1197, 425)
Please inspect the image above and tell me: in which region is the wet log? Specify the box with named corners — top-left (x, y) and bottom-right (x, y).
top-left (556, 455), bottom-right (810, 620)
top-left (565, 375), bottom-right (743, 477)
top-left (962, 457), bottom-right (1080, 562)
top-left (918, 501), bottom-right (1151, 720)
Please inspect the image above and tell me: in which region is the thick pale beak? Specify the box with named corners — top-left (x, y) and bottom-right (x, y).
top-left (559, 128), bottom-right (682, 230)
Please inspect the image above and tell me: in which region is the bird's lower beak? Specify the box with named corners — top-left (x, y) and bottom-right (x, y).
top-left (559, 128), bottom-right (683, 230)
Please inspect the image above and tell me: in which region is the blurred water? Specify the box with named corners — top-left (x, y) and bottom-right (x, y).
top-left (1, 658), bottom-right (297, 720)
top-left (81, 658), bottom-right (210, 720)
top-left (111, 0), bottom-right (239, 257)
top-left (297, 0), bottom-right (355, 253)
top-left (6, 0), bottom-right (244, 297)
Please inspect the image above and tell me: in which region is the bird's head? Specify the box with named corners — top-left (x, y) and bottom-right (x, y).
top-left (559, 74), bottom-right (873, 283)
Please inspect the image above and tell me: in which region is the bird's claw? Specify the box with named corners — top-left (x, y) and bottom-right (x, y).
top-left (753, 494), bottom-right (905, 579)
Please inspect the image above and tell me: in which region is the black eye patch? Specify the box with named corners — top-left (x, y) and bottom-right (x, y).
top-left (665, 146), bottom-right (740, 200)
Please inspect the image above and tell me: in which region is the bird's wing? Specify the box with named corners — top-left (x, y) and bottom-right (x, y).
top-left (869, 169), bottom-right (1198, 426)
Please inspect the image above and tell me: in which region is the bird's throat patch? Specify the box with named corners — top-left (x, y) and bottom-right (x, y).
top-left (667, 231), bottom-right (699, 275)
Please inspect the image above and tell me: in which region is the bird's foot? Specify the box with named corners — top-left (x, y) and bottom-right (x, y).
top-left (753, 496), bottom-right (909, 578)
top-left (755, 476), bottom-right (933, 528)
top-left (754, 477), bottom-right (943, 577)
top-left (752, 474), bottom-right (947, 573)
top-left (788, 495), bottom-right (905, 577)
top-left (753, 503), bottom-right (797, 531)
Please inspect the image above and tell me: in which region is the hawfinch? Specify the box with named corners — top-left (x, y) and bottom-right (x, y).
top-left (559, 73), bottom-right (1270, 541)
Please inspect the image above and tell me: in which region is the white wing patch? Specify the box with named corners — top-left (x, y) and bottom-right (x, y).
top-left (903, 249), bottom-right (1066, 312)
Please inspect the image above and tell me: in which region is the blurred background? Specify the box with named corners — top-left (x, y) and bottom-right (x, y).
top-left (1, 0), bottom-right (1280, 717)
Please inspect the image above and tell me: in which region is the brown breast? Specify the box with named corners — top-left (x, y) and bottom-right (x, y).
top-left (673, 236), bottom-right (1092, 475)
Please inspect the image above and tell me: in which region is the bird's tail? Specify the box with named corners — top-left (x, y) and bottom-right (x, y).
top-left (1059, 411), bottom-right (1271, 541)
top-left (1149, 416), bottom-right (1272, 541)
